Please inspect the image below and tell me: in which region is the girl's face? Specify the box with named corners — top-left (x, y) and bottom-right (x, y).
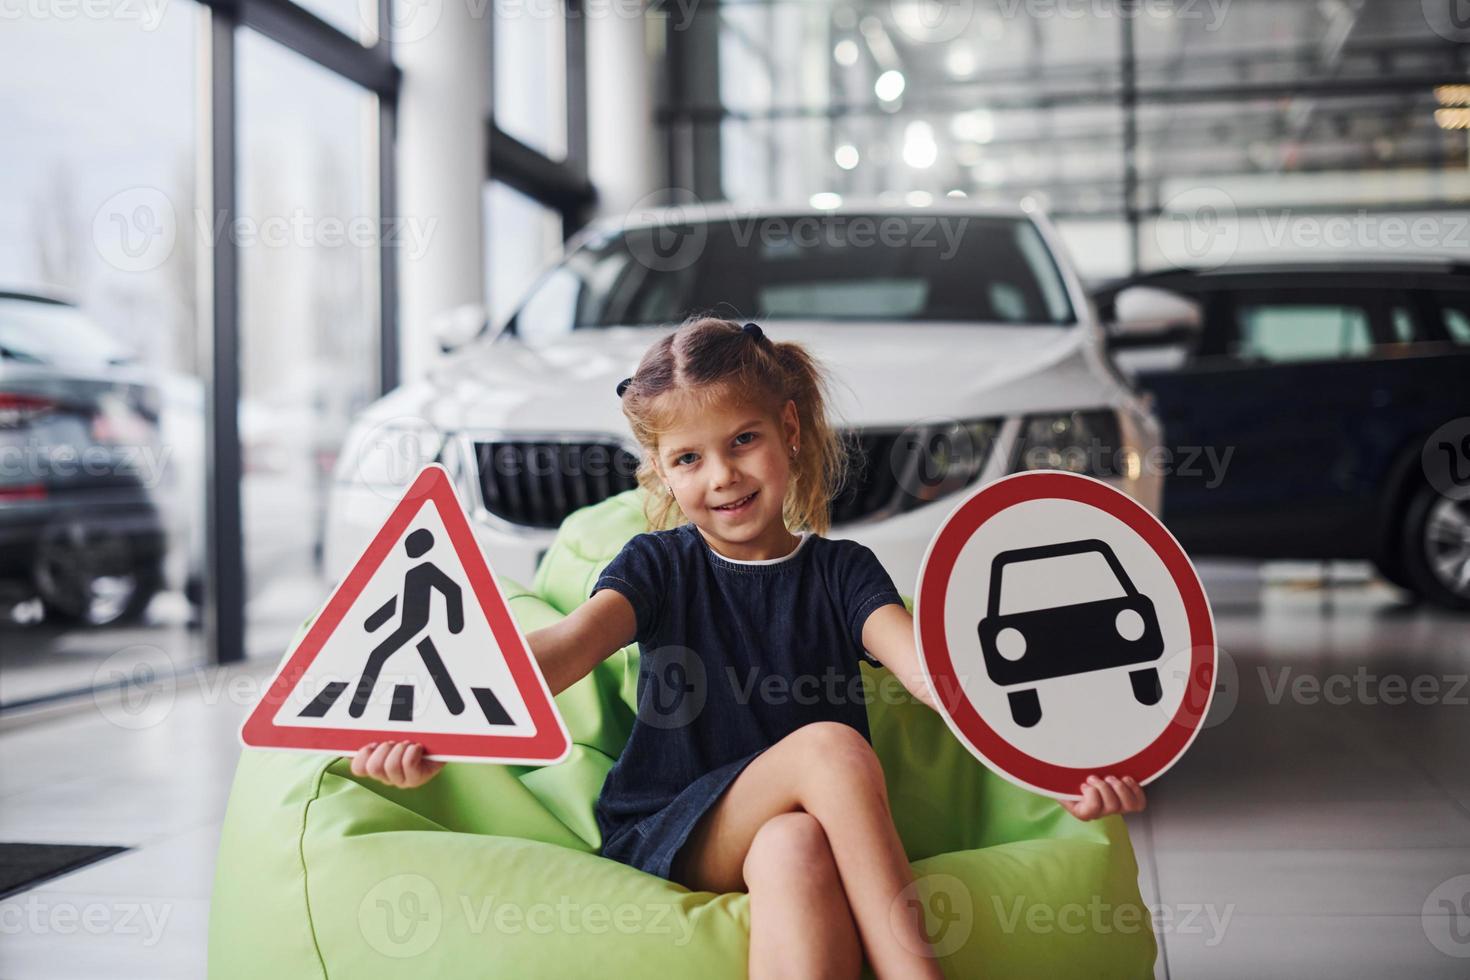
top-left (651, 394), bottom-right (801, 561)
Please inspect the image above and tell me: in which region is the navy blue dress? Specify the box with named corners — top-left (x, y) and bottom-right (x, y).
top-left (589, 521), bottom-right (905, 885)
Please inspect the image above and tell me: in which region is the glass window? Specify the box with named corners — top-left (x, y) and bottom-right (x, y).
top-left (292, 0), bottom-right (374, 43)
top-left (239, 31), bottom-right (382, 659)
top-left (508, 214), bottom-right (1076, 340)
top-left (0, 8), bottom-right (208, 702)
top-left (484, 181), bottom-right (565, 329)
top-left (494, 4), bottom-right (567, 159)
top-left (1231, 304), bottom-right (1373, 363)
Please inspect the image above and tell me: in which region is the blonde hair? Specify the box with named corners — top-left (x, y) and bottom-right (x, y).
top-left (617, 316), bottom-right (850, 535)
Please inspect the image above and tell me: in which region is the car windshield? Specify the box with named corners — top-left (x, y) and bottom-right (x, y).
top-left (998, 549), bottom-right (1127, 615)
top-left (509, 213), bottom-right (1075, 342)
top-left (0, 298), bottom-right (133, 365)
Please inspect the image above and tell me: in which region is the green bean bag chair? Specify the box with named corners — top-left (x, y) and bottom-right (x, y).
top-left (208, 489), bottom-right (1156, 978)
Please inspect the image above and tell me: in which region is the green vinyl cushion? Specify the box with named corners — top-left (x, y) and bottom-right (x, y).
top-left (208, 489), bottom-right (1156, 978)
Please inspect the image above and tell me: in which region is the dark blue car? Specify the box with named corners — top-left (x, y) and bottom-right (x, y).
top-left (1094, 262), bottom-right (1470, 610)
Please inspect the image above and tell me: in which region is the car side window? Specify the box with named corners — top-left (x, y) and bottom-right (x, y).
top-left (1437, 291), bottom-right (1470, 346)
top-left (1231, 303), bottom-right (1373, 363)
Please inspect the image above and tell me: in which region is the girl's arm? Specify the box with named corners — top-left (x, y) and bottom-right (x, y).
top-left (859, 603), bottom-right (1147, 820)
top-left (351, 589), bottom-right (637, 788)
top-left (860, 603), bottom-right (941, 711)
top-left (526, 587), bottom-right (638, 697)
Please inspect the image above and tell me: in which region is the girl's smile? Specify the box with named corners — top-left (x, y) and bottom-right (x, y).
top-left (653, 394), bottom-right (802, 561)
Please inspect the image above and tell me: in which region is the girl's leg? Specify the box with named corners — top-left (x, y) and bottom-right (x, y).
top-left (741, 812), bottom-right (861, 980)
top-left (672, 722), bottom-right (945, 979)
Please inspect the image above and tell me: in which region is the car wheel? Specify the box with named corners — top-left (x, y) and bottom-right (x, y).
top-left (32, 521), bottom-right (162, 627)
top-left (1008, 688), bottom-right (1042, 728)
top-left (1400, 484), bottom-right (1470, 612)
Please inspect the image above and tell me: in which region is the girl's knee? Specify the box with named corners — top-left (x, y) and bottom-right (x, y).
top-left (785, 722), bottom-right (887, 797)
top-left (743, 812), bottom-right (837, 886)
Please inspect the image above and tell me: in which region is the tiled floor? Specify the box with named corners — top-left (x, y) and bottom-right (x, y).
top-left (2, 577), bottom-right (1469, 978)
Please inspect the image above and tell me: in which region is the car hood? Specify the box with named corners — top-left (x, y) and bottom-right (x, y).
top-left (363, 320), bottom-right (1124, 438)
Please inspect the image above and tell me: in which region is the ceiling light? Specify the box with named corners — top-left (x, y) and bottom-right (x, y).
top-left (902, 120), bottom-right (937, 168)
top-left (834, 144), bottom-right (860, 170)
top-left (875, 70), bottom-right (906, 102)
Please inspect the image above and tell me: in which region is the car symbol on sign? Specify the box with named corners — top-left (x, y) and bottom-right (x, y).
top-left (977, 538), bottom-right (1164, 728)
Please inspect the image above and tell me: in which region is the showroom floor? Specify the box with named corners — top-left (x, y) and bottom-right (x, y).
top-left (1, 572), bottom-right (1467, 979)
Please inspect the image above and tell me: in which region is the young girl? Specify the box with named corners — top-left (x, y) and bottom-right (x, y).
top-left (353, 317), bottom-right (1146, 978)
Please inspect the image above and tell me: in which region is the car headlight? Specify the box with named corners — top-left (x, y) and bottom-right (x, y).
top-left (889, 417), bottom-right (1002, 513)
top-left (335, 417), bottom-right (446, 490)
top-left (1011, 410), bottom-right (1123, 479)
top-left (995, 626), bottom-right (1027, 661)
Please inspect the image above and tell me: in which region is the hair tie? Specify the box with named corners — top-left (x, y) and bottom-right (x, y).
top-left (615, 377), bottom-right (632, 398)
top-left (741, 322), bottom-right (766, 343)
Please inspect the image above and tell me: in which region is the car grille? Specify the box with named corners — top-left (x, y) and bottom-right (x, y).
top-left (471, 439), bottom-right (641, 529)
top-left (471, 423), bottom-right (998, 529)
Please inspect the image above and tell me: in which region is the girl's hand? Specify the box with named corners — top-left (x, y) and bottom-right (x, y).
top-left (1060, 774), bottom-right (1146, 821)
top-left (349, 740), bottom-right (445, 789)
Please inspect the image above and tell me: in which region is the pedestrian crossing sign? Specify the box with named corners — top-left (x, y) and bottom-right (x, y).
top-left (239, 463), bottom-right (571, 764)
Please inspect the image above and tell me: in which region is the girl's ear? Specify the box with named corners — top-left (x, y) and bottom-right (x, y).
top-left (782, 399), bottom-right (800, 445)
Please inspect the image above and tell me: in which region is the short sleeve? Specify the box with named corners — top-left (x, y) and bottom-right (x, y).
top-left (590, 533), bottom-right (670, 645)
top-left (841, 542), bottom-right (905, 667)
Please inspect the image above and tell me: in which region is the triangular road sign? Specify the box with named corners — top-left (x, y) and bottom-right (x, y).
top-left (239, 463), bottom-right (570, 764)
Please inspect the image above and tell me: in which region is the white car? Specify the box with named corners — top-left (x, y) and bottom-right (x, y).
top-left (325, 202), bottom-right (1164, 596)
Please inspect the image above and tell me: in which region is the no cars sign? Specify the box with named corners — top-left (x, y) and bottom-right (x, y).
top-left (914, 471), bottom-right (1216, 799)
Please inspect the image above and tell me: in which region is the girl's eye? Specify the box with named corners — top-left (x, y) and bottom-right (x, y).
top-left (676, 453), bottom-right (697, 466)
top-left (734, 431), bottom-right (756, 446)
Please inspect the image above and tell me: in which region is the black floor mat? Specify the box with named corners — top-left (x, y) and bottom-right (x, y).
top-left (0, 842), bottom-right (129, 899)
